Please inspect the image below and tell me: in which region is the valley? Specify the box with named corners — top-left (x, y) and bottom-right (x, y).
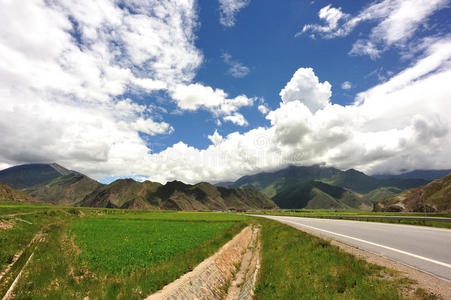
top-left (1, 163), bottom-right (450, 299)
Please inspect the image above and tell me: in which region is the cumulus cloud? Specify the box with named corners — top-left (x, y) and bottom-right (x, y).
top-left (222, 53), bottom-right (250, 78)
top-left (2, 0), bottom-right (451, 185)
top-left (224, 113), bottom-right (248, 126)
top-left (279, 68), bottom-right (332, 113)
top-left (258, 105), bottom-right (270, 114)
top-left (218, 0), bottom-right (250, 27)
top-left (299, 0), bottom-right (449, 57)
top-left (208, 130), bottom-right (224, 145)
top-left (341, 81), bottom-right (352, 90)
top-left (0, 0), bottom-right (200, 176)
top-left (170, 83), bottom-right (255, 125)
top-left (137, 38), bottom-right (451, 183)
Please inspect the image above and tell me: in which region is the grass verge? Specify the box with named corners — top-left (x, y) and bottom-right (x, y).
top-left (254, 218), bottom-right (436, 299)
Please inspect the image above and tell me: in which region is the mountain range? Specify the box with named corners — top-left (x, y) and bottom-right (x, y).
top-left (0, 181), bottom-right (37, 204)
top-left (220, 165), bottom-right (432, 209)
top-left (374, 173), bottom-right (451, 213)
top-left (0, 163), bottom-right (276, 210)
top-left (0, 163), bottom-right (449, 211)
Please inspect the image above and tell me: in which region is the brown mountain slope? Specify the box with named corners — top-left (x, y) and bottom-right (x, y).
top-left (23, 173), bottom-right (102, 206)
top-left (0, 182), bottom-right (37, 203)
top-left (374, 173), bottom-right (451, 212)
top-left (78, 179), bottom-right (277, 211)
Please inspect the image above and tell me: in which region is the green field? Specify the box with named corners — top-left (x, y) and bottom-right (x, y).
top-left (71, 219), bottom-right (237, 273)
top-left (0, 206), bottom-right (246, 299)
top-left (0, 205), bottom-right (440, 299)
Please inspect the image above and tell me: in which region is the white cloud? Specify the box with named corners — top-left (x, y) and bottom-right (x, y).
top-left (224, 113), bottom-right (248, 126)
top-left (341, 81), bottom-right (352, 90)
top-left (1, 0), bottom-right (451, 185)
top-left (299, 0), bottom-right (450, 57)
top-left (170, 83), bottom-right (255, 126)
top-left (136, 40), bottom-right (451, 183)
top-left (129, 118), bottom-right (174, 136)
top-left (349, 40), bottom-right (381, 60)
top-left (258, 104), bottom-right (270, 114)
top-left (0, 0), bottom-right (199, 177)
top-left (218, 0), bottom-right (250, 27)
top-left (297, 4), bottom-right (349, 37)
top-left (208, 130), bottom-right (224, 145)
top-left (222, 53), bottom-right (250, 78)
top-left (279, 68), bottom-right (332, 113)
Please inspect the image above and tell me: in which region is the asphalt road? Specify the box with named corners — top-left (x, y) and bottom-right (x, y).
top-left (257, 215), bottom-right (451, 281)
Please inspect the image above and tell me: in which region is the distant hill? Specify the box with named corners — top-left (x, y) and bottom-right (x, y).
top-left (374, 173), bottom-right (451, 212)
top-left (227, 165), bottom-right (431, 209)
top-left (78, 179), bottom-right (277, 211)
top-left (229, 165), bottom-right (341, 198)
top-left (23, 173), bottom-right (102, 206)
top-left (0, 163), bottom-right (277, 211)
top-left (0, 163), bottom-right (72, 189)
top-left (214, 181), bottom-right (234, 188)
top-left (0, 182), bottom-right (37, 204)
top-left (374, 169), bottom-right (451, 181)
top-left (272, 180), bottom-right (368, 209)
top-left (323, 169), bottom-right (428, 194)
top-left (0, 163), bottom-right (102, 206)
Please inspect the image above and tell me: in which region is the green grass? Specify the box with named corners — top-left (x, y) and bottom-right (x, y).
top-left (98, 210), bottom-right (248, 222)
top-left (254, 218), bottom-right (424, 299)
top-left (7, 210), bottom-right (248, 299)
top-left (71, 218), bottom-right (237, 274)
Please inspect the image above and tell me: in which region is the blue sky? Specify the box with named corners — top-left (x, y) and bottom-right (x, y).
top-left (1, 0), bottom-right (451, 183)
top-left (149, 0), bottom-right (451, 151)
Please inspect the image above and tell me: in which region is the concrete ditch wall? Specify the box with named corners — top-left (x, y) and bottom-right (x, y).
top-left (146, 225), bottom-right (261, 300)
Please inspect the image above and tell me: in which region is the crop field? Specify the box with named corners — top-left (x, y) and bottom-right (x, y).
top-left (71, 219), bottom-right (237, 273)
top-left (0, 205), bottom-right (247, 299)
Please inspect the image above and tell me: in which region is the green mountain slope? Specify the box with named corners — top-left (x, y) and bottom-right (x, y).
top-left (0, 182), bottom-right (37, 204)
top-left (228, 165), bottom-right (431, 209)
top-left (374, 173), bottom-right (451, 212)
top-left (230, 165), bottom-right (341, 198)
top-left (0, 163), bottom-right (72, 189)
top-left (23, 173), bottom-right (102, 206)
top-left (272, 180), bottom-right (367, 209)
top-left (78, 179), bottom-right (277, 211)
top-left (323, 169), bottom-right (427, 194)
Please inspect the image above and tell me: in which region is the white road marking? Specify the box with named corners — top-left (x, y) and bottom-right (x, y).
top-left (280, 218), bottom-right (451, 269)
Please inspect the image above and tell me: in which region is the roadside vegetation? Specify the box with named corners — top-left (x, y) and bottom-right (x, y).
top-left (1, 205), bottom-right (247, 299)
top-left (1, 204), bottom-right (442, 299)
top-left (249, 209), bottom-right (451, 229)
top-left (254, 218), bottom-right (438, 299)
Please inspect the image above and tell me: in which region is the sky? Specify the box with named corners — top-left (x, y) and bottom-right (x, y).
top-left (1, 0), bottom-right (451, 184)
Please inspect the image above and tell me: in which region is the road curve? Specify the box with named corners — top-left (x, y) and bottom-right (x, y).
top-left (256, 215), bottom-right (451, 281)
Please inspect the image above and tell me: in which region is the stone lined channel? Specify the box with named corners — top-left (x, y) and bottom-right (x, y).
top-left (146, 225), bottom-right (261, 300)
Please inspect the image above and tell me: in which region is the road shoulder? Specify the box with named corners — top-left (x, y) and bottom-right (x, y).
top-left (280, 219), bottom-right (451, 299)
